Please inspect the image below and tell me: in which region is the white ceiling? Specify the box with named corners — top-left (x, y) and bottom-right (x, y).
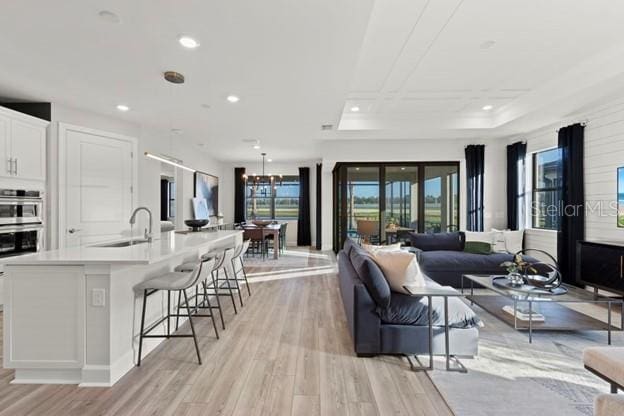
top-left (1, 0), bottom-right (624, 161)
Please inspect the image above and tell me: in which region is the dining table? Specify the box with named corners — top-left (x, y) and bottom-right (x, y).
top-left (242, 223), bottom-right (281, 259)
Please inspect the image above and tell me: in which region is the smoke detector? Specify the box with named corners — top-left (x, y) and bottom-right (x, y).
top-left (321, 124), bottom-right (333, 131)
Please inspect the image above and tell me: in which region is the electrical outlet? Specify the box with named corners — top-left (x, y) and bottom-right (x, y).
top-left (92, 288), bottom-right (106, 307)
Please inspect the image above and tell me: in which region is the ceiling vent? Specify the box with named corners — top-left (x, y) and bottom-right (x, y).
top-left (321, 124), bottom-right (333, 131)
top-left (164, 71), bottom-right (185, 84)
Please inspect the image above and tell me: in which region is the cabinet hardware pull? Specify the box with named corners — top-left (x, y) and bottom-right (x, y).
top-left (6, 158), bottom-right (11, 174)
top-left (14, 158), bottom-right (17, 176)
top-left (621, 256), bottom-right (623, 279)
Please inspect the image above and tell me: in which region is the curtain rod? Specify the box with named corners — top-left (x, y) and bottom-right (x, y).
top-left (555, 119), bottom-right (589, 133)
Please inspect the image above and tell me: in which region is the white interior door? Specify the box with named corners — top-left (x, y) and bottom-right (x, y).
top-left (62, 125), bottom-right (135, 247)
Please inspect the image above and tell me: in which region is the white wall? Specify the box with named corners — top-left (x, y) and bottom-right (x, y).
top-left (319, 138), bottom-right (508, 250)
top-left (221, 161), bottom-right (318, 246)
top-left (47, 103), bottom-right (224, 248)
top-left (496, 96), bottom-right (624, 259)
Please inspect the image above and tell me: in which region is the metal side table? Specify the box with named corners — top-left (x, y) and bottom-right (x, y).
top-left (402, 285), bottom-right (468, 373)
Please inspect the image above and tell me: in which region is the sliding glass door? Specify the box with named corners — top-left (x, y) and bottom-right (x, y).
top-left (424, 165), bottom-right (459, 233)
top-left (333, 162), bottom-right (459, 251)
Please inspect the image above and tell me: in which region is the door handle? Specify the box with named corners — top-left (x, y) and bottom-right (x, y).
top-left (620, 255), bottom-right (623, 279)
top-left (67, 228), bottom-right (82, 234)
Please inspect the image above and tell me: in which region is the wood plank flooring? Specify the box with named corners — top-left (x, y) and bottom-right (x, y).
top-left (0, 249), bottom-right (454, 416)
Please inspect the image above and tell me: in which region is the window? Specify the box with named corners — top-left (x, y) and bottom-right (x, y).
top-left (246, 175), bottom-right (299, 220)
top-left (532, 148), bottom-right (562, 230)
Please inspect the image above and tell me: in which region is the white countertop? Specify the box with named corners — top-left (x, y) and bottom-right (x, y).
top-left (3, 230), bottom-right (242, 266)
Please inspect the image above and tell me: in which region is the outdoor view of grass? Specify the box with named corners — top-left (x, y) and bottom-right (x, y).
top-left (246, 176), bottom-right (300, 219)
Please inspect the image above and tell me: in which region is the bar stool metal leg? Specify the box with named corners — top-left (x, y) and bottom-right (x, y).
top-left (182, 289), bottom-right (202, 365)
top-left (229, 264), bottom-right (244, 308)
top-left (238, 257), bottom-right (251, 296)
top-left (137, 289), bottom-right (148, 366)
top-left (207, 275), bottom-right (226, 330)
top-left (201, 281), bottom-right (220, 339)
top-left (216, 269), bottom-right (238, 314)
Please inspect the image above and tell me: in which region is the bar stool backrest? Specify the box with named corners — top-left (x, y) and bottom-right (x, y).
top-left (221, 247), bottom-right (235, 265)
top-left (211, 250), bottom-right (226, 270)
top-left (186, 258), bottom-right (216, 289)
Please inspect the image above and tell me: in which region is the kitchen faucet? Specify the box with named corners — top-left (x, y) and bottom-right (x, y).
top-left (129, 207), bottom-right (153, 243)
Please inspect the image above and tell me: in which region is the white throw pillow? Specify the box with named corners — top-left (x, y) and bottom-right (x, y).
top-left (491, 228), bottom-right (524, 253)
top-left (370, 250), bottom-right (426, 294)
top-left (362, 242), bottom-right (402, 254)
top-left (502, 230), bottom-right (524, 254)
top-left (491, 228), bottom-right (508, 253)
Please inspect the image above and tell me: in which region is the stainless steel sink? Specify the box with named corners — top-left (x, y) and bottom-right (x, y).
top-left (92, 239), bottom-right (150, 248)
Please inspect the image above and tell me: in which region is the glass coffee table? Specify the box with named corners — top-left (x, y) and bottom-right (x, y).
top-left (461, 274), bottom-right (624, 344)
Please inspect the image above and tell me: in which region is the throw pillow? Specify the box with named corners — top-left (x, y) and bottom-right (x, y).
top-left (362, 242), bottom-right (402, 254)
top-left (491, 228), bottom-right (508, 253)
top-left (408, 231), bottom-right (465, 251)
top-left (502, 229), bottom-right (524, 254)
top-left (464, 241), bottom-right (493, 255)
top-left (370, 250), bottom-right (426, 294)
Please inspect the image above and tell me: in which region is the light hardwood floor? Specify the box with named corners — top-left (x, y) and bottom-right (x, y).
top-left (0, 249), bottom-right (453, 416)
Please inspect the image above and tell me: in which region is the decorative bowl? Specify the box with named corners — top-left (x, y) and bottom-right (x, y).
top-left (252, 219), bottom-right (272, 227)
top-left (185, 219), bottom-right (209, 231)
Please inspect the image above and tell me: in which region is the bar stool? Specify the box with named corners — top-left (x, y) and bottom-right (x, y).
top-left (213, 247), bottom-right (243, 310)
top-left (136, 258), bottom-right (216, 366)
top-left (231, 239), bottom-right (252, 297)
top-left (176, 248), bottom-right (238, 327)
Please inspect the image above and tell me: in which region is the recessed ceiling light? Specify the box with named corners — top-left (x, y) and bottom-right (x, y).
top-left (98, 10), bottom-right (121, 24)
top-left (253, 144), bottom-right (261, 150)
top-left (267, 158), bottom-right (273, 162)
top-left (482, 104), bottom-right (493, 111)
top-left (116, 104), bottom-right (129, 112)
top-left (401, 167), bottom-right (406, 170)
top-left (227, 95), bottom-right (240, 103)
top-left (178, 35), bottom-right (200, 49)
top-left (350, 106), bottom-right (360, 112)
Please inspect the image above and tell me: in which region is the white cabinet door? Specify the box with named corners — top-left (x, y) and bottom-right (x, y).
top-left (0, 114), bottom-right (11, 178)
top-left (10, 119), bottom-right (46, 181)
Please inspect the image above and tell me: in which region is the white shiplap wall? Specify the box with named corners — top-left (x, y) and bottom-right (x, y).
top-left (508, 97), bottom-right (624, 259)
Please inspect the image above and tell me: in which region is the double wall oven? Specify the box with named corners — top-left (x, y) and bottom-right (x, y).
top-left (0, 189), bottom-right (44, 258)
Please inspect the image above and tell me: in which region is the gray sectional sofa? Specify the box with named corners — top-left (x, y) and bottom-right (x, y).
top-left (337, 238), bottom-right (480, 357)
top-left (407, 231), bottom-right (522, 287)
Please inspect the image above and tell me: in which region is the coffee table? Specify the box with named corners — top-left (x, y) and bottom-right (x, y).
top-left (461, 274), bottom-right (624, 344)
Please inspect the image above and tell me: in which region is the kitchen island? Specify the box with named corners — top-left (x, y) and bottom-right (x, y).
top-left (2, 230), bottom-right (242, 386)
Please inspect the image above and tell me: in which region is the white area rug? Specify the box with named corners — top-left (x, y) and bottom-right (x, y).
top-left (429, 302), bottom-right (621, 416)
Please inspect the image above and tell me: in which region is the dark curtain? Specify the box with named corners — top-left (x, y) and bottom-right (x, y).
top-left (557, 123), bottom-right (585, 285)
top-left (315, 163), bottom-right (322, 250)
top-left (160, 179), bottom-right (169, 221)
top-left (234, 167), bottom-right (246, 224)
top-left (506, 141), bottom-right (527, 230)
top-left (465, 145), bottom-right (485, 231)
top-left (297, 167), bottom-right (311, 246)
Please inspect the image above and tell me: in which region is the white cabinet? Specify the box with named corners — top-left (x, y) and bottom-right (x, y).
top-left (0, 107), bottom-right (48, 181)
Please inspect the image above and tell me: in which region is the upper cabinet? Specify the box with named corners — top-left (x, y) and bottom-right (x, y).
top-left (0, 106), bottom-right (48, 182)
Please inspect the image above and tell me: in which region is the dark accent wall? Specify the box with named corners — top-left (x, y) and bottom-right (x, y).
top-left (0, 103), bottom-right (51, 121)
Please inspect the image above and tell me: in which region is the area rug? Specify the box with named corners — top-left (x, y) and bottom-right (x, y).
top-left (429, 302), bottom-right (621, 416)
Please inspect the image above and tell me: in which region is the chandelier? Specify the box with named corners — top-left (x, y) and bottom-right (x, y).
top-left (243, 153), bottom-right (283, 218)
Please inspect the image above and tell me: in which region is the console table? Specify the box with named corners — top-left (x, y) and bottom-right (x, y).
top-left (577, 240), bottom-right (624, 296)
top-left (402, 285), bottom-right (468, 373)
